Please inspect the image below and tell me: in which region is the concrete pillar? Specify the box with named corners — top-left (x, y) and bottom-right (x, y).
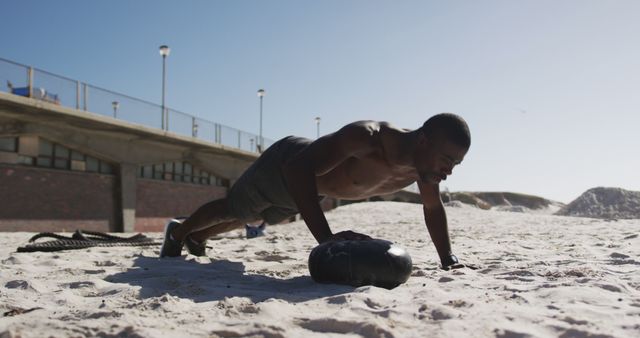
top-left (119, 163), bottom-right (137, 232)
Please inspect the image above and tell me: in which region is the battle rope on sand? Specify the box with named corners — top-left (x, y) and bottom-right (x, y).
top-left (16, 230), bottom-right (160, 252)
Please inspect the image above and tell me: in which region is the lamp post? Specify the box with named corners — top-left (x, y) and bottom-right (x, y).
top-left (315, 116), bottom-right (321, 139)
top-left (112, 101), bottom-right (119, 118)
top-left (257, 89), bottom-right (265, 152)
top-left (192, 117), bottom-right (199, 137)
top-left (159, 45), bottom-right (170, 130)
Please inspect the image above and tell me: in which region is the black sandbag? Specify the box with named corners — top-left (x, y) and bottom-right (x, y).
top-left (308, 239), bottom-right (412, 289)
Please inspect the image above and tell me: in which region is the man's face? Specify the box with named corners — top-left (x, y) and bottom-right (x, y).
top-left (413, 134), bottom-right (468, 185)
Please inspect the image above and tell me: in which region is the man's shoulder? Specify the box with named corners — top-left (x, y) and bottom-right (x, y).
top-left (343, 120), bottom-right (405, 136)
top-left (344, 120), bottom-right (380, 131)
top-left (324, 121), bottom-right (406, 153)
top-left (334, 121), bottom-right (380, 141)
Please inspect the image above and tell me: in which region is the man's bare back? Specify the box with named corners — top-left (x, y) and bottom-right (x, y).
top-left (314, 121), bottom-right (423, 199)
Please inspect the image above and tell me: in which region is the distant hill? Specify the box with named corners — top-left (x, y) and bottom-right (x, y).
top-left (443, 191), bottom-right (564, 212)
top-left (367, 190), bottom-right (563, 213)
top-left (442, 191), bottom-right (564, 212)
top-left (362, 190), bottom-right (563, 213)
top-left (555, 187), bottom-right (640, 219)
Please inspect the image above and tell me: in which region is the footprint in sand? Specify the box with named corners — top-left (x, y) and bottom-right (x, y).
top-left (238, 304), bottom-right (260, 314)
top-left (298, 318), bottom-right (394, 337)
top-left (560, 316), bottom-right (589, 326)
top-left (5, 280), bottom-right (30, 289)
top-left (496, 270), bottom-right (537, 282)
top-left (64, 281), bottom-right (95, 289)
top-left (210, 324), bottom-right (284, 338)
top-left (493, 329), bottom-right (534, 338)
top-left (429, 308), bottom-right (455, 320)
top-left (325, 295), bottom-right (349, 305)
top-left (2, 256), bottom-right (33, 265)
top-left (552, 327), bottom-right (615, 338)
top-left (254, 251), bottom-right (292, 263)
top-left (596, 283), bottom-right (623, 293)
top-left (233, 245), bottom-right (249, 253)
top-left (544, 267), bottom-right (601, 280)
top-left (608, 252), bottom-right (638, 265)
top-left (411, 266), bottom-right (428, 277)
top-left (628, 282), bottom-right (640, 291)
top-left (506, 293), bottom-right (529, 304)
top-left (445, 299), bottom-right (473, 308)
top-left (499, 270), bottom-right (536, 277)
top-left (364, 298), bottom-right (382, 309)
top-left (86, 310), bottom-right (124, 319)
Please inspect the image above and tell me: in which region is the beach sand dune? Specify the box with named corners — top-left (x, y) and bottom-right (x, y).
top-left (1, 202), bottom-right (638, 337)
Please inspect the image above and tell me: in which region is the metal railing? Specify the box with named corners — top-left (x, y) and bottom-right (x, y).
top-left (0, 56), bottom-right (273, 152)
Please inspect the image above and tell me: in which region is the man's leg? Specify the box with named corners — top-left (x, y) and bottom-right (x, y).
top-left (171, 198), bottom-right (235, 242)
top-left (160, 198), bottom-right (236, 258)
top-left (187, 220), bottom-right (246, 242)
top-left (179, 219), bottom-right (248, 257)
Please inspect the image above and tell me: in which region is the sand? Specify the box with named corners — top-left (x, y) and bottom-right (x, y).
top-left (1, 201), bottom-right (639, 337)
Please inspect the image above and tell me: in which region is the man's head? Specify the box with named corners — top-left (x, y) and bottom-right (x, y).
top-left (413, 113), bottom-right (471, 184)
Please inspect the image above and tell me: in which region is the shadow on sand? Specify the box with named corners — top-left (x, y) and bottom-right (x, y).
top-left (105, 255), bottom-right (353, 303)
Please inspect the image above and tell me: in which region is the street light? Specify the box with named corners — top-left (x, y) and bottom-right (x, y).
top-left (112, 101), bottom-right (119, 118)
top-left (315, 116), bottom-right (321, 139)
top-left (159, 45), bottom-right (170, 130)
top-left (257, 89), bottom-right (265, 152)
top-left (192, 117), bottom-right (199, 137)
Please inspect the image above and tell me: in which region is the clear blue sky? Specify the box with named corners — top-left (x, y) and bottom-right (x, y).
top-left (2, 1), bottom-right (639, 203)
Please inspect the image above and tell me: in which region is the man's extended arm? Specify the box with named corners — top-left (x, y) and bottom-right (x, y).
top-left (418, 181), bottom-right (459, 269)
top-left (282, 150), bottom-right (332, 243)
top-left (283, 123), bottom-right (378, 244)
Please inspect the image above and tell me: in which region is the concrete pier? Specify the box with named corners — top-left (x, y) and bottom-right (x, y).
top-left (0, 92), bottom-right (258, 232)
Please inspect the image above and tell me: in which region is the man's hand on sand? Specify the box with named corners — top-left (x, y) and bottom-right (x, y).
top-left (329, 230), bottom-right (372, 241)
top-left (440, 254), bottom-right (479, 271)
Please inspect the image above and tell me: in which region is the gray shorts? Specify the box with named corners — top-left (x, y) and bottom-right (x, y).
top-left (227, 136), bottom-right (312, 224)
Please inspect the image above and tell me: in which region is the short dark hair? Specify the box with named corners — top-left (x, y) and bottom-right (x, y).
top-left (421, 113), bottom-right (471, 149)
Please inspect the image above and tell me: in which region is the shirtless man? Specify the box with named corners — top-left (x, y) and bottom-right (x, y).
top-left (160, 113), bottom-right (471, 270)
